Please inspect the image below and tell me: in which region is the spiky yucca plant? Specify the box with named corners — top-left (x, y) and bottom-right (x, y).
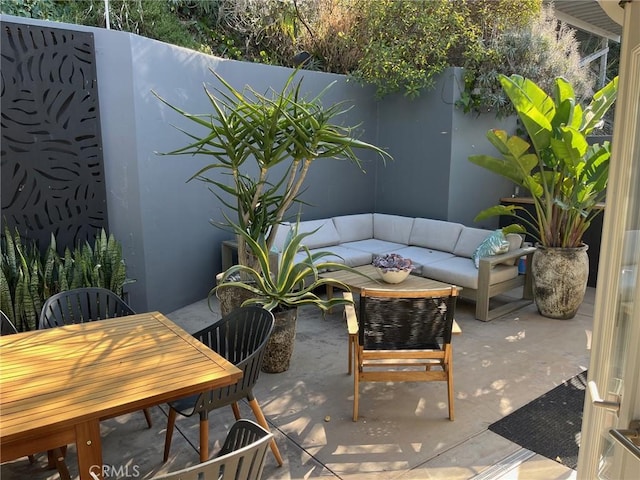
top-left (155, 69), bottom-right (391, 273)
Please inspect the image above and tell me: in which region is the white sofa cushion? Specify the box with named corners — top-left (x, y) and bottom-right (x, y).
top-left (453, 227), bottom-right (495, 259)
top-left (332, 214), bottom-right (374, 243)
top-left (422, 257), bottom-right (519, 290)
top-left (373, 213), bottom-right (414, 244)
top-left (294, 245), bottom-right (373, 268)
top-left (409, 218), bottom-right (464, 253)
top-left (340, 239), bottom-right (407, 255)
top-left (394, 246), bottom-right (456, 274)
top-left (271, 222), bottom-right (292, 252)
top-left (295, 219), bottom-right (341, 249)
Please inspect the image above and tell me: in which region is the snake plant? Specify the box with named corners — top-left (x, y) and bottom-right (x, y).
top-left (0, 225), bottom-right (132, 331)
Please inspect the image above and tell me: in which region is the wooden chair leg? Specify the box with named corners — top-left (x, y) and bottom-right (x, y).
top-left (348, 333), bottom-right (356, 375)
top-left (52, 447), bottom-right (71, 480)
top-left (143, 408), bottom-right (153, 428)
top-left (163, 408), bottom-right (177, 462)
top-left (247, 397), bottom-right (284, 466)
top-left (353, 367), bottom-right (360, 422)
top-left (447, 364), bottom-right (455, 421)
top-left (231, 402), bottom-right (241, 420)
top-left (199, 416), bottom-right (209, 462)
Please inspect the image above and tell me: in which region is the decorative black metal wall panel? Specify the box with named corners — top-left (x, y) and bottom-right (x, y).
top-left (1, 21), bottom-right (107, 252)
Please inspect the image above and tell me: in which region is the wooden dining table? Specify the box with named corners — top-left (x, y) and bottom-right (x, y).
top-left (0, 311), bottom-right (242, 480)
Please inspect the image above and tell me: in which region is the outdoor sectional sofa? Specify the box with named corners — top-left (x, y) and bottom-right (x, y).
top-left (273, 213), bottom-right (536, 321)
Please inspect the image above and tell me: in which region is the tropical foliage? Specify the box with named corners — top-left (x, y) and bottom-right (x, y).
top-left (468, 74), bottom-right (618, 248)
top-left (0, 226), bottom-right (131, 331)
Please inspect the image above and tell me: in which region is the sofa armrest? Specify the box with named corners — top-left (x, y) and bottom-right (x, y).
top-left (479, 245), bottom-right (536, 269)
top-left (472, 246), bottom-right (536, 321)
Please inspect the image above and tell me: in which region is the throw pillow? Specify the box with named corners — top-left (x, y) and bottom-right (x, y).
top-left (472, 230), bottom-right (511, 268)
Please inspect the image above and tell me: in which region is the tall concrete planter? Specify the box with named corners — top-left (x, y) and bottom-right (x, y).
top-left (215, 273), bottom-right (298, 373)
top-left (531, 244), bottom-right (589, 319)
top-left (261, 307), bottom-right (298, 373)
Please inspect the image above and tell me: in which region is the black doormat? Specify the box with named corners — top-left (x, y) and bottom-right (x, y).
top-left (488, 370), bottom-right (587, 470)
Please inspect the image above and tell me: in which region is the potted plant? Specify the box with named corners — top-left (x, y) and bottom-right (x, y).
top-left (154, 69), bottom-right (391, 275)
top-left (213, 222), bottom-right (366, 373)
top-left (372, 253), bottom-right (415, 284)
top-left (469, 74), bottom-right (618, 319)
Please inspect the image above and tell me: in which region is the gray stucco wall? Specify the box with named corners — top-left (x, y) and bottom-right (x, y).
top-left (449, 69), bottom-right (517, 229)
top-left (1, 15), bottom-right (516, 314)
top-left (118, 35), bottom-right (384, 313)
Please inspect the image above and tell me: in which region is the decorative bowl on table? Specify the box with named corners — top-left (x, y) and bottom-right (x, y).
top-left (372, 253), bottom-right (414, 284)
top-left (375, 268), bottom-right (411, 284)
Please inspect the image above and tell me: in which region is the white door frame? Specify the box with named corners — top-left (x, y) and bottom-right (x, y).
top-left (578, 1), bottom-right (640, 477)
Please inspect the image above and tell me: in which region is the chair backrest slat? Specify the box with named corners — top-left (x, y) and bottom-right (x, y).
top-left (39, 287), bottom-right (135, 329)
top-left (191, 307), bottom-right (274, 410)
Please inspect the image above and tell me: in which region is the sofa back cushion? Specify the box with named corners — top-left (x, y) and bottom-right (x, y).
top-left (453, 227), bottom-right (524, 262)
top-left (295, 219), bottom-right (342, 249)
top-left (453, 227), bottom-right (496, 258)
top-left (373, 214), bottom-right (414, 245)
top-left (409, 218), bottom-right (464, 253)
top-left (333, 214), bottom-right (374, 243)
top-left (271, 222), bottom-right (292, 252)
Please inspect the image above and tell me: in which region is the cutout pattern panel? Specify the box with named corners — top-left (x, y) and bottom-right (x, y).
top-left (1, 21), bottom-right (107, 251)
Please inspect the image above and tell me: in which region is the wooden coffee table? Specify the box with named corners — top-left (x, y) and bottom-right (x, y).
top-left (322, 264), bottom-right (458, 298)
top-left (321, 264), bottom-right (461, 374)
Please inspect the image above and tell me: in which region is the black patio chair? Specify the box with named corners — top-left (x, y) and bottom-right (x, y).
top-left (1, 309), bottom-right (19, 336)
top-left (154, 419), bottom-right (273, 480)
top-left (39, 287), bottom-right (135, 328)
top-left (38, 287), bottom-right (153, 428)
top-left (163, 306), bottom-right (283, 466)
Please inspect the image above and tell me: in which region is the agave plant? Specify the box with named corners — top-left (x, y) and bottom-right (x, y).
top-left (213, 222), bottom-right (365, 313)
top-left (469, 74), bottom-right (618, 248)
top-left (155, 69), bottom-right (391, 272)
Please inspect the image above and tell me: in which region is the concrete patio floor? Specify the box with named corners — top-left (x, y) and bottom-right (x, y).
top-left (1, 287), bottom-right (594, 479)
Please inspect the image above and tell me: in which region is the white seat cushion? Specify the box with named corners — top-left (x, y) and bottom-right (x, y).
top-left (393, 246), bottom-right (456, 274)
top-left (422, 257), bottom-right (519, 290)
top-left (293, 245), bottom-right (373, 268)
top-left (340, 239), bottom-right (407, 255)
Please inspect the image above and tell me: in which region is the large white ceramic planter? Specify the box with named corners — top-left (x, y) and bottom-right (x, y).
top-left (531, 244), bottom-right (589, 319)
